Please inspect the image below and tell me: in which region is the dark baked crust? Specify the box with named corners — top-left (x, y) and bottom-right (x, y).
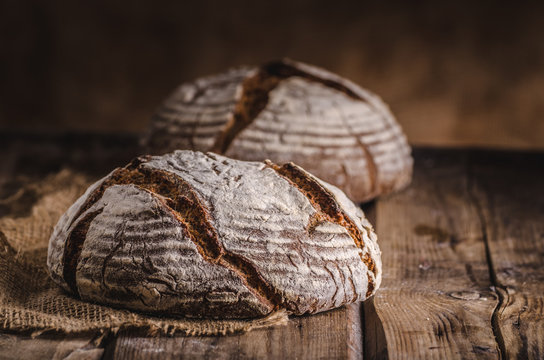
top-left (266, 161), bottom-right (377, 297)
top-left (48, 151), bottom-right (381, 319)
top-left (143, 59), bottom-right (413, 203)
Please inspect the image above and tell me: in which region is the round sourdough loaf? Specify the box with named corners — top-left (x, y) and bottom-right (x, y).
top-left (47, 150), bottom-right (381, 319)
top-left (143, 59), bottom-right (413, 203)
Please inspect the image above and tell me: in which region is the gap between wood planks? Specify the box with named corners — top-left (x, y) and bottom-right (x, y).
top-left (469, 150), bottom-right (543, 359)
top-left (466, 157), bottom-right (507, 359)
top-left (2, 136), bottom-right (542, 359)
top-left (366, 149), bottom-right (543, 359)
top-left (360, 202), bottom-right (388, 360)
top-left (365, 149), bottom-right (501, 359)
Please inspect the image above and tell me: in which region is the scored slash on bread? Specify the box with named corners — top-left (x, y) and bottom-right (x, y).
top-left (48, 151), bottom-right (381, 319)
top-left (143, 59), bottom-right (413, 202)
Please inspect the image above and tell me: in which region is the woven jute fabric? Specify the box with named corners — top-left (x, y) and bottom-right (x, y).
top-left (0, 169), bottom-right (288, 336)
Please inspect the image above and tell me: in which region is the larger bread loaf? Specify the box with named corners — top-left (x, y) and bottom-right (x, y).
top-left (143, 59), bottom-right (413, 203)
top-left (47, 151), bottom-right (381, 319)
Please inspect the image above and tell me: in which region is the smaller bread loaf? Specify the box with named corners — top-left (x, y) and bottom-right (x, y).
top-left (143, 58), bottom-right (413, 203)
top-left (47, 151), bottom-right (381, 319)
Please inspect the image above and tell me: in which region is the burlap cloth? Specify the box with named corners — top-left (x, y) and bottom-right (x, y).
top-left (0, 169), bottom-right (287, 336)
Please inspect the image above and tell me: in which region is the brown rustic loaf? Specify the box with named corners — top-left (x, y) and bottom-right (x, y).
top-left (143, 59), bottom-right (413, 203)
top-left (47, 150), bottom-right (381, 319)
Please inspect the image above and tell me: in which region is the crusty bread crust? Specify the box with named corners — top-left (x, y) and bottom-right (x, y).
top-left (143, 59), bottom-right (413, 202)
top-left (47, 151), bottom-right (381, 319)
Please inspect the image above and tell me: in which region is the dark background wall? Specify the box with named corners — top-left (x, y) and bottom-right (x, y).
top-left (2, 1), bottom-right (543, 149)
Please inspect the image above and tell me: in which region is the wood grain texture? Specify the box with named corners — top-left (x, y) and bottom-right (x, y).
top-left (106, 303), bottom-right (362, 360)
top-left (2, 134), bottom-right (544, 359)
top-left (0, 333), bottom-right (105, 360)
top-left (360, 203), bottom-right (389, 360)
top-left (373, 149), bottom-right (500, 359)
top-left (469, 151), bottom-right (544, 359)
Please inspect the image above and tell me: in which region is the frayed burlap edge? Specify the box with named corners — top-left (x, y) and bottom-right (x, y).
top-left (0, 169), bottom-right (288, 336)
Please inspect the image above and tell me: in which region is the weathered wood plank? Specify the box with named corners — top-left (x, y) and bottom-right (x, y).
top-left (2, 134), bottom-right (543, 359)
top-left (469, 151), bottom-right (544, 359)
top-left (107, 303), bottom-right (362, 360)
top-left (361, 203), bottom-right (389, 359)
top-left (0, 332), bottom-right (106, 360)
top-left (372, 149), bottom-right (500, 359)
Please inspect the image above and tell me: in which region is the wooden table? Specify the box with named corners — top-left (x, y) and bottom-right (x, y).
top-left (0, 133), bottom-right (542, 360)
